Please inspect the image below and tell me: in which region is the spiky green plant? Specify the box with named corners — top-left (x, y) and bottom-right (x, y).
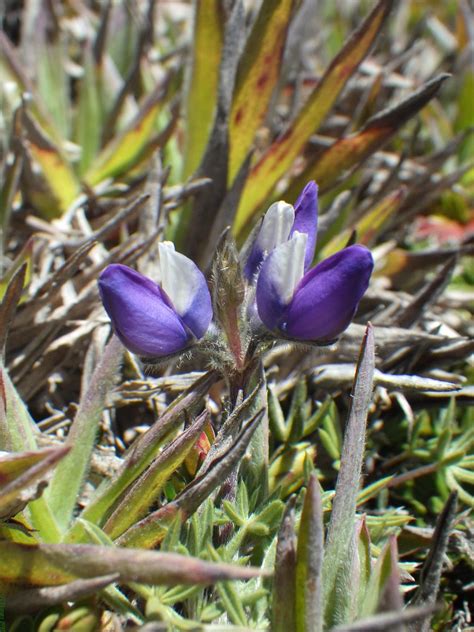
top-left (0, 1), bottom-right (472, 630)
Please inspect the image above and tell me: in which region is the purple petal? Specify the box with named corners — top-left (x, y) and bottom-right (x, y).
top-left (256, 234), bottom-right (307, 331)
top-left (291, 181), bottom-right (318, 270)
top-left (284, 245), bottom-right (374, 341)
top-left (98, 264), bottom-right (190, 357)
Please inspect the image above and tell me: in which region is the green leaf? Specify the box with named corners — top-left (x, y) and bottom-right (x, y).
top-left (182, 0), bottom-right (224, 178)
top-left (285, 74), bottom-right (450, 203)
top-left (84, 84), bottom-right (168, 186)
top-left (103, 410), bottom-right (210, 539)
top-left (323, 323), bottom-right (375, 627)
top-left (0, 361), bottom-right (38, 452)
top-left (47, 336), bottom-right (123, 532)
top-left (295, 474), bottom-right (324, 632)
top-left (66, 370), bottom-right (218, 542)
top-left (272, 499), bottom-right (297, 631)
top-left (0, 541), bottom-right (263, 587)
top-left (359, 536), bottom-right (401, 617)
top-left (74, 44), bottom-right (106, 175)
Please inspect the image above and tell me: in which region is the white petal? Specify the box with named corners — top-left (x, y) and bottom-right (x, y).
top-left (267, 231), bottom-right (307, 305)
top-left (158, 242), bottom-right (202, 316)
top-left (258, 201), bottom-right (295, 254)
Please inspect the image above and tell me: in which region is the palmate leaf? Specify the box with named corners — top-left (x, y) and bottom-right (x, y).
top-left (233, 0), bottom-right (394, 236)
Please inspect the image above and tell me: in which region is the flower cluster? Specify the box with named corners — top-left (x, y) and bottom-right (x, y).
top-left (98, 182), bottom-right (374, 362)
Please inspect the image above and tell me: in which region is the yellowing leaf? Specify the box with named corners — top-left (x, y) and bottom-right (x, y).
top-left (284, 74), bottom-right (450, 203)
top-left (233, 0), bottom-right (394, 235)
top-left (84, 86), bottom-right (166, 186)
top-left (321, 187), bottom-right (407, 258)
top-left (21, 113), bottom-right (81, 219)
top-left (228, 0), bottom-right (298, 184)
top-left (183, 0), bottom-right (224, 178)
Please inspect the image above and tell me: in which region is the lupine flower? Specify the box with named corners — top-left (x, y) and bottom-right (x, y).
top-left (254, 185), bottom-right (373, 343)
top-left (98, 243), bottom-right (212, 357)
top-left (244, 181), bottom-right (318, 280)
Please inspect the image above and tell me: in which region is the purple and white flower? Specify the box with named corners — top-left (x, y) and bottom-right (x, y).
top-left (98, 243), bottom-right (212, 357)
top-left (250, 181), bottom-right (373, 343)
top-left (244, 181), bottom-right (318, 280)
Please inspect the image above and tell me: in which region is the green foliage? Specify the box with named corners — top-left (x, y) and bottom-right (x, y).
top-left (0, 0), bottom-right (472, 630)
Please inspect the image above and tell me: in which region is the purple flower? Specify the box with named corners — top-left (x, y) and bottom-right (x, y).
top-left (98, 244), bottom-right (212, 357)
top-left (255, 186), bottom-right (373, 342)
top-left (244, 181), bottom-right (318, 280)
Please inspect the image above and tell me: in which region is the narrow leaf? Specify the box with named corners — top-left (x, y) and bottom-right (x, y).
top-left (331, 605), bottom-right (437, 632)
top-left (408, 492), bottom-right (458, 632)
top-left (295, 474), bottom-right (324, 632)
top-left (323, 323), bottom-right (375, 625)
top-left (21, 112), bottom-right (81, 218)
top-left (0, 446), bottom-right (69, 520)
top-left (234, 0), bottom-right (394, 235)
top-left (0, 362), bottom-right (38, 452)
top-left (321, 187), bottom-right (407, 257)
top-left (286, 74), bottom-right (451, 202)
top-left (67, 370), bottom-right (218, 540)
top-left (117, 409), bottom-right (265, 549)
top-left (228, 0), bottom-right (298, 183)
top-left (84, 83), bottom-right (168, 186)
top-left (272, 499), bottom-right (297, 632)
top-left (103, 411), bottom-right (209, 539)
top-left (4, 574), bottom-right (119, 613)
top-left (47, 335), bottom-right (123, 532)
top-left (0, 542), bottom-right (263, 586)
top-left (183, 0), bottom-right (224, 178)
top-left (0, 262), bottom-right (27, 358)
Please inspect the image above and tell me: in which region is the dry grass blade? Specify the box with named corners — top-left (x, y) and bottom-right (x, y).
top-left (408, 492), bottom-right (458, 632)
top-left (394, 256), bottom-right (458, 328)
top-left (331, 604), bottom-right (437, 632)
top-left (0, 445), bottom-right (69, 519)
